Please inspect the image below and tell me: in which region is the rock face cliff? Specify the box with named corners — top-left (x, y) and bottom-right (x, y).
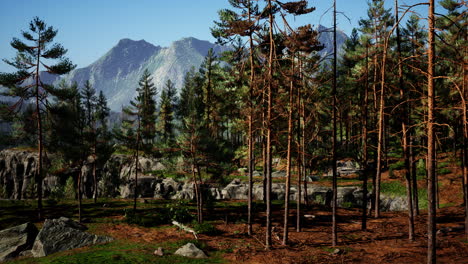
top-left (0, 150), bottom-right (59, 200)
top-left (0, 149), bottom-right (407, 211)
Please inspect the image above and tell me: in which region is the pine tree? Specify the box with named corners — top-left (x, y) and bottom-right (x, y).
top-left (137, 69), bottom-right (157, 148)
top-left (0, 17), bottom-right (75, 219)
top-left (47, 80), bottom-right (86, 222)
top-left (212, 0), bottom-right (260, 235)
top-left (157, 79), bottom-right (178, 147)
top-left (95, 91), bottom-right (110, 132)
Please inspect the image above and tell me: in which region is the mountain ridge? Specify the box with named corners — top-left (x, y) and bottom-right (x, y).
top-left (2, 26), bottom-right (347, 111)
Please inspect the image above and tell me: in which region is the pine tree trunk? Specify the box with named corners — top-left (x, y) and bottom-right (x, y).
top-left (133, 117), bottom-right (140, 212)
top-left (427, 1), bottom-right (437, 262)
top-left (265, 0), bottom-right (274, 249)
top-left (196, 164), bottom-right (204, 223)
top-left (283, 55), bottom-right (294, 245)
top-left (93, 129), bottom-right (98, 203)
top-left (411, 135), bottom-right (419, 216)
top-left (395, 0), bottom-right (414, 240)
top-left (35, 33), bottom-right (43, 220)
top-left (247, 2), bottom-right (255, 236)
top-left (362, 44), bottom-right (369, 231)
top-left (296, 152), bottom-right (302, 232)
top-left (375, 22), bottom-right (391, 219)
top-left (461, 42), bottom-right (468, 240)
top-left (78, 167), bottom-right (82, 223)
top-left (331, 0), bottom-right (338, 246)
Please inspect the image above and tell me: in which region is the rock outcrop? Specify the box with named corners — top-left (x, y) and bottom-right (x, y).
top-left (0, 222), bottom-right (38, 262)
top-left (0, 149), bottom-right (59, 200)
top-left (31, 217), bottom-right (113, 257)
top-left (0, 150), bottom-right (409, 212)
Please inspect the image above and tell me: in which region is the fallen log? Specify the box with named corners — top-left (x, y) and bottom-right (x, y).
top-left (172, 221), bottom-right (198, 239)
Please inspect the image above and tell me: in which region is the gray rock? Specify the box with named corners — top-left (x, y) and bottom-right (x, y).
top-left (0, 222), bottom-right (38, 262)
top-left (222, 179), bottom-right (248, 200)
top-left (307, 175), bottom-right (321, 182)
top-left (252, 171), bottom-right (262, 177)
top-left (154, 177), bottom-right (184, 199)
top-left (380, 195), bottom-right (408, 211)
top-left (174, 243), bottom-right (207, 259)
top-left (31, 217), bottom-right (113, 257)
top-left (272, 171), bottom-right (286, 178)
top-left (337, 187), bottom-right (359, 207)
top-left (305, 186), bottom-right (332, 206)
top-left (172, 182), bottom-right (195, 200)
top-left (154, 247), bottom-right (164, 256)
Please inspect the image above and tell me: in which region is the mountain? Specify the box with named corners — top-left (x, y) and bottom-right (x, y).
top-left (60, 37), bottom-right (228, 110)
top-left (2, 29), bottom-right (347, 111)
top-left (317, 24), bottom-right (348, 59)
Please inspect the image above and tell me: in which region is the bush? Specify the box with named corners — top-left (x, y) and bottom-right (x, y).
top-left (49, 184), bottom-right (65, 202)
top-left (167, 200), bottom-right (193, 223)
top-left (64, 176), bottom-right (76, 199)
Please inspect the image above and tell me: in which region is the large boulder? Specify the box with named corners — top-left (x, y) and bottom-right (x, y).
top-left (31, 217), bottom-right (113, 257)
top-left (305, 185), bottom-right (333, 205)
top-left (174, 243), bottom-right (207, 259)
top-left (0, 222), bottom-right (38, 262)
top-left (154, 178), bottom-right (183, 199)
top-left (172, 182), bottom-right (195, 200)
top-left (99, 154), bottom-right (165, 199)
top-left (380, 195), bottom-right (408, 211)
top-left (222, 179), bottom-right (248, 200)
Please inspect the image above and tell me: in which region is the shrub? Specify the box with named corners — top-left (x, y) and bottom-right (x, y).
top-left (49, 184), bottom-right (65, 201)
top-left (167, 200), bottom-right (193, 223)
top-left (64, 176), bottom-right (76, 199)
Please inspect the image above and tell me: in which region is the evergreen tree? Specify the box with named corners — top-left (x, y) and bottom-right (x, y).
top-left (95, 91), bottom-right (111, 132)
top-left (81, 80), bottom-right (97, 128)
top-left (0, 17), bottom-right (75, 219)
top-left (137, 69), bottom-right (157, 148)
top-left (157, 79), bottom-right (178, 147)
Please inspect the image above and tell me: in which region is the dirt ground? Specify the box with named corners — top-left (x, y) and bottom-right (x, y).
top-left (93, 157), bottom-right (468, 264)
top-left (97, 205), bottom-right (466, 264)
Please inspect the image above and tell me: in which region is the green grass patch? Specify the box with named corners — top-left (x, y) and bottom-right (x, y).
top-left (6, 239), bottom-right (224, 264)
top-left (364, 181), bottom-right (428, 209)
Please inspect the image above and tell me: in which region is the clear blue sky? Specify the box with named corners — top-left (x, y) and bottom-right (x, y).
top-left (0, 0), bottom-right (431, 73)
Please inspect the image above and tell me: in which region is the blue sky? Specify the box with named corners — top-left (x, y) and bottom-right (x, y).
top-left (0, 0), bottom-right (431, 72)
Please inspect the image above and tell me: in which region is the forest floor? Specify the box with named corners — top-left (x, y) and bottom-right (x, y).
top-left (2, 155), bottom-right (467, 264)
